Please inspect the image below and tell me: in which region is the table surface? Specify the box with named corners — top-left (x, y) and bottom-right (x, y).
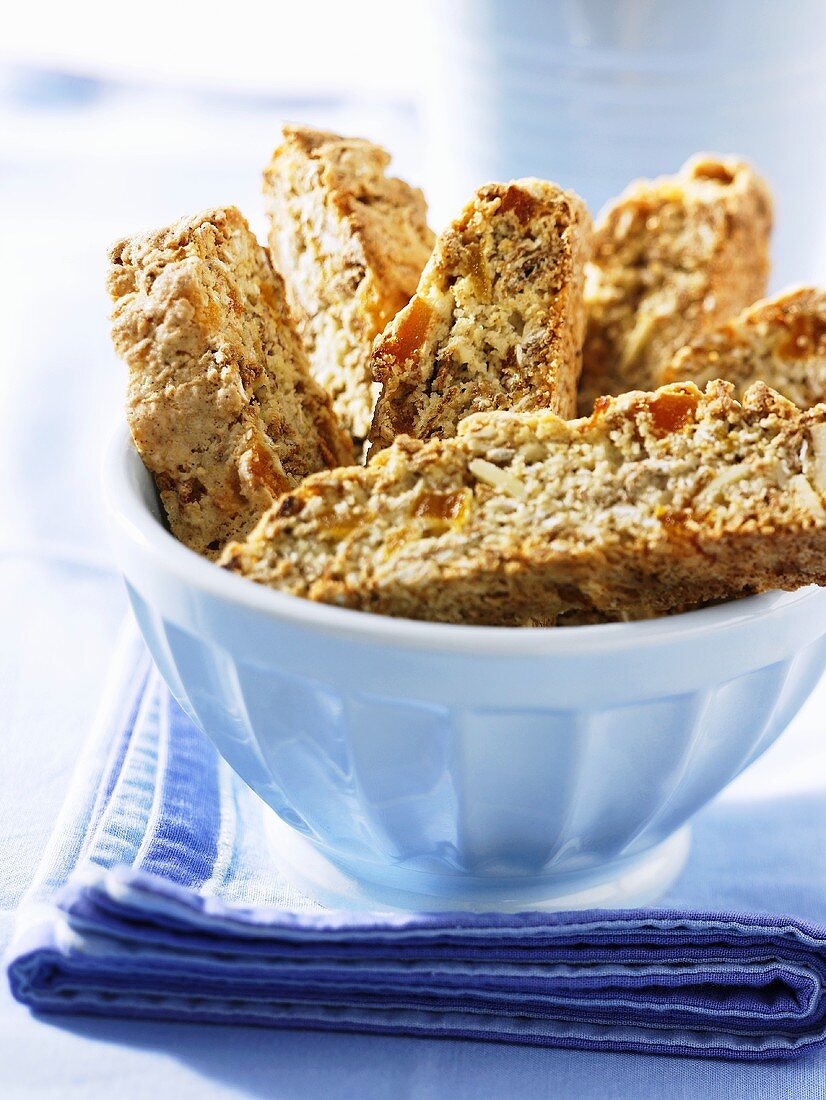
top-left (2, 69), bottom-right (825, 1100)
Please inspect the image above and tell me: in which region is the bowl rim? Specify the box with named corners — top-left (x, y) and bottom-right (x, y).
top-left (103, 425), bottom-right (823, 656)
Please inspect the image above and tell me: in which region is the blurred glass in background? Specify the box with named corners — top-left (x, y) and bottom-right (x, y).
top-left (424, 0), bottom-right (826, 287)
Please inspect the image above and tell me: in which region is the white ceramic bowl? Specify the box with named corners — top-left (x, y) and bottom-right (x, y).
top-left (104, 428), bottom-right (826, 911)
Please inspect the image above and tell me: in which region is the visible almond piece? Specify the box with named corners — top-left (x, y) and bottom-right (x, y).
top-left (808, 423), bottom-right (826, 493)
top-left (788, 474), bottom-right (826, 521)
top-left (468, 459), bottom-right (526, 499)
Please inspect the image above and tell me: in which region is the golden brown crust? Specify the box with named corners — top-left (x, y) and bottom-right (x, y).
top-left (368, 180), bottom-right (592, 453)
top-left (220, 380), bottom-right (826, 625)
top-left (659, 286), bottom-right (826, 408)
top-left (108, 206), bottom-right (353, 559)
top-left (264, 126), bottom-right (435, 447)
top-left (578, 154), bottom-right (772, 415)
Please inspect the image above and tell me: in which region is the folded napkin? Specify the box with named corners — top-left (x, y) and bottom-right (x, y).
top-left (7, 628), bottom-right (826, 1060)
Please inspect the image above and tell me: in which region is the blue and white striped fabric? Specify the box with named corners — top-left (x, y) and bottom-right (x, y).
top-left (6, 627), bottom-right (826, 1060)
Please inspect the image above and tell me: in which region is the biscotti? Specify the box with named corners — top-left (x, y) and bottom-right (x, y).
top-left (221, 381), bottom-right (826, 625)
top-left (108, 206), bottom-right (353, 559)
top-left (368, 179), bottom-right (592, 453)
top-left (659, 287), bottom-right (826, 409)
top-left (578, 155), bottom-right (772, 415)
top-left (264, 126), bottom-right (435, 448)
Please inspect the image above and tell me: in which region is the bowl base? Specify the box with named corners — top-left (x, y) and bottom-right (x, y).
top-left (263, 812), bottom-right (692, 913)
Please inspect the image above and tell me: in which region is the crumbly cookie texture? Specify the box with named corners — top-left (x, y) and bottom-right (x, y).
top-left (368, 180), bottom-right (592, 453)
top-left (220, 380), bottom-right (826, 625)
top-left (108, 206), bottom-right (353, 559)
top-left (659, 287), bottom-right (826, 409)
top-left (264, 125), bottom-right (435, 448)
top-left (578, 154), bottom-right (772, 415)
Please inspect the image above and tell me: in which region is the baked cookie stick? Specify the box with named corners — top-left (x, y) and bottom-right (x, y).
top-left (264, 126), bottom-right (435, 448)
top-left (109, 206), bottom-right (353, 559)
top-left (368, 180), bottom-right (592, 453)
top-left (578, 155), bottom-right (772, 415)
top-left (221, 381), bottom-right (826, 625)
top-left (659, 287), bottom-right (826, 408)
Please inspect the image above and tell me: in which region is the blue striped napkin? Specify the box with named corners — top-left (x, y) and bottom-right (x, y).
top-left (6, 627), bottom-right (826, 1060)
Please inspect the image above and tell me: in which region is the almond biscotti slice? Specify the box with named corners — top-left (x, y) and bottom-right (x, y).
top-left (578, 155), bottom-right (772, 415)
top-left (220, 381), bottom-right (826, 625)
top-left (109, 206), bottom-right (353, 559)
top-left (659, 287), bottom-right (826, 408)
top-left (368, 180), bottom-right (592, 453)
top-left (264, 126), bottom-right (435, 449)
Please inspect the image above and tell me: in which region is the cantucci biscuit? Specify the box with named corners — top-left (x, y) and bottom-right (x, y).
top-left (109, 206), bottom-right (353, 559)
top-left (659, 287), bottom-right (826, 408)
top-left (221, 381), bottom-right (826, 625)
top-left (264, 125), bottom-right (435, 448)
top-left (368, 179), bottom-right (592, 453)
top-left (578, 155), bottom-right (772, 414)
